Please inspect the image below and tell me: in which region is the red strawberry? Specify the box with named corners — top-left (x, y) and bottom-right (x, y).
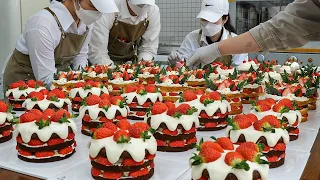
top-left (47, 138), bottom-right (65, 146)
top-left (224, 152), bottom-right (249, 170)
top-left (116, 119), bottom-right (130, 130)
top-left (50, 109), bottom-right (71, 122)
top-left (181, 90), bottom-right (197, 102)
top-left (255, 104), bottom-right (271, 112)
top-left (195, 70), bottom-right (204, 79)
top-left (272, 103), bottom-right (290, 113)
top-left (100, 93), bottom-right (110, 100)
top-left (50, 89), bottom-right (66, 98)
top-left (261, 115), bottom-right (281, 128)
top-left (103, 172), bottom-right (121, 179)
top-left (16, 136), bottom-right (23, 144)
top-left (194, 89), bottom-right (205, 95)
top-left (123, 158), bottom-right (144, 166)
top-left (99, 99), bottom-right (111, 110)
top-left (28, 91), bottom-right (45, 101)
top-left (246, 114), bottom-right (258, 123)
top-left (168, 140), bottom-right (185, 147)
top-left (43, 109), bottom-right (55, 118)
top-left (238, 148), bottom-right (267, 164)
top-left (273, 143), bottom-right (286, 151)
top-left (194, 148), bottom-right (222, 164)
top-left (39, 89), bottom-right (49, 95)
top-left (151, 102), bottom-right (168, 115)
top-left (164, 101), bottom-right (176, 109)
top-left (145, 85), bottom-right (157, 93)
top-left (28, 139), bottom-right (45, 146)
top-left (204, 122), bottom-right (218, 128)
top-left (200, 141), bottom-right (224, 153)
top-left (1, 130), bottom-right (11, 137)
top-left (10, 81), bottom-right (27, 90)
top-left (267, 156), bottom-right (279, 163)
top-left (183, 127), bottom-right (196, 134)
top-left (110, 96), bottom-right (125, 107)
top-left (130, 122), bottom-right (149, 131)
top-left (67, 133), bottom-right (75, 140)
top-left (101, 122), bottom-right (117, 132)
top-left (58, 146), bottom-right (73, 155)
top-left (125, 85), bottom-right (138, 93)
top-left (216, 137), bottom-right (234, 150)
top-left (29, 109), bottom-right (43, 118)
top-left (229, 115), bottom-right (252, 130)
top-left (156, 139), bottom-right (166, 146)
top-left (176, 104), bottom-right (191, 115)
top-left (162, 129), bottom-right (178, 136)
top-left (35, 151), bottom-right (55, 158)
top-left (27, 80), bottom-right (37, 88)
top-left (18, 149), bottom-right (32, 156)
top-left (200, 95), bottom-right (211, 104)
top-left (113, 130), bottom-right (130, 143)
top-left (237, 142), bottom-right (263, 153)
top-left (142, 102), bottom-right (151, 108)
top-left (278, 99), bottom-right (293, 109)
top-left (264, 98), bottom-right (276, 106)
top-left (129, 168), bottom-right (149, 178)
top-left (122, 71), bottom-right (131, 81)
top-left (93, 128), bottom-right (114, 139)
top-left (0, 101), bottom-right (8, 112)
top-left (73, 82), bottom-right (85, 88)
top-left (20, 112), bottom-right (38, 123)
top-left (166, 66), bottom-right (172, 71)
top-left (128, 126), bottom-right (147, 139)
top-left (136, 111), bottom-right (146, 116)
top-left (146, 153), bottom-right (156, 160)
top-left (209, 92), bottom-right (221, 101)
top-left (86, 95), bottom-right (101, 106)
top-left (96, 156), bottom-right (112, 166)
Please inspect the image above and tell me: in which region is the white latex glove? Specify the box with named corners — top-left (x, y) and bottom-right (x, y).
top-left (186, 43), bottom-right (221, 69)
top-left (168, 51), bottom-right (182, 65)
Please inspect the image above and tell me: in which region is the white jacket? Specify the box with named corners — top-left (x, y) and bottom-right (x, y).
top-left (176, 27), bottom-right (248, 65)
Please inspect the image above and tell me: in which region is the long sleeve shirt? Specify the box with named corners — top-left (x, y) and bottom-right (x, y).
top-left (88, 0), bottom-right (161, 65)
top-left (12, 0), bottom-right (92, 87)
top-left (249, 0), bottom-right (320, 52)
top-left (176, 28), bottom-right (248, 65)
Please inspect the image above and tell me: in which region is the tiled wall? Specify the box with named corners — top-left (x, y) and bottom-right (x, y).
top-left (156, 0), bottom-right (202, 45)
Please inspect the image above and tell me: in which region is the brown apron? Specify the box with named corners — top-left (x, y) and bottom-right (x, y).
top-left (3, 7), bottom-right (89, 90)
top-left (198, 29), bottom-right (232, 66)
top-left (108, 15), bottom-right (149, 64)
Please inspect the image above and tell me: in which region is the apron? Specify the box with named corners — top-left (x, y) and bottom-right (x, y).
top-left (108, 15), bottom-right (149, 64)
top-left (198, 29), bottom-right (232, 66)
top-left (3, 7), bottom-right (89, 90)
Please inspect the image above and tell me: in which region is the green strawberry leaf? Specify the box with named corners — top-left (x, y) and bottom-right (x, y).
top-left (186, 107), bottom-right (198, 115)
top-left (58, 114), bottom-right (71, 124)
top-left (117, 136), bottom-right (130, 144)
top-left (35, 119), bottom-right (51, 129)
top-left (234, 160), bottom-right (250, 171)
top-left (141, 131), bottom-right (151, 142)
top-left (10, 118), bottom-right (20, 125)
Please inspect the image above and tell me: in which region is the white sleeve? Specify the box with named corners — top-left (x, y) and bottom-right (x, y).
top-left (72, 26), bottom-right (93, 70)
top-left (88, 14), bottom-right (115, 65)
top-left (177, 31), bottom-right (200, 61)
top-left (25, 24), bottom-right (56, 88)
top-left (138, 6), bottom-right (161, 61)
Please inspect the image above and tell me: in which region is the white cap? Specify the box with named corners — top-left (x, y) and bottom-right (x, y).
top-left (91, 0), bottom-right (119, 13)
top-left (196, 0), bottom-right (229, 23)
top-left (130, 0), bottom-right (155, 5)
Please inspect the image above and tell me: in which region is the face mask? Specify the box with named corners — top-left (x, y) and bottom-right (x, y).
top-left (128, 0), bottom-right (150, 16)
top-left (201, 21), bottom-right (222, 37)
top-left (74, 0), bottom-right (102, 25)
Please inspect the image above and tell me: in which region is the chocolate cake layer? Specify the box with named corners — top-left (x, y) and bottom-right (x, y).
top-left (84, 110), bottom-right (122, 117)
top-left (200, 169), bottom-right (262, 180)
top-left (82, 129), bottom-right (93, 136)
top-left (233, 134), bottom-right (284, 145)
top-left (289, 135), bottom-right (299, 141)
top-left (91, 160), bottom-right (153, 172)
top-left (92, 168), bottom-right (154, 180)
top-left (18, 149), bottom-right (75, 163)
top-left (157, 143), bottom-right (195, 152)
top-left (269, 158), bottom-right (285, 168)
top-left (17, 139), bottom-right (74, 152)
top-left (146, 119), bottom-right (197, 131)
top-left (128, 116), bottom-right (145, 121)
top-left (197, 126), bottom-right (227, 131)
top-left (199, 118), bottom-right (227, 123)
top-left (97, 149), bottom-right (151, 160)
top-left (129, 107), bottom-right (148, 112)
top-left (0, 124), bottom-right (12, 133)
top-left (153, 132), bottom-right (196, 141)
top-left (265, 150), bottom-right (285, 157)
top-left (30, 103), bottom-right (69, 111)
top-left (0, 133), bottom-right (12, 143)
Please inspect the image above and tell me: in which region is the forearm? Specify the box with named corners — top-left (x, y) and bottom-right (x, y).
top-left (217, 32), bottom-right (261, 56)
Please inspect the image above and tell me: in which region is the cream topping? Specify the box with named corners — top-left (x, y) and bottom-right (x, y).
top-left (121, 92), bottom-right (163, 105)
top-left (251, 109), bottom-right (302, 125)
top-left (78, 104), bottom-right (129, 120)
top-left (22, 98), bottom-right (72, 111)
top-left (89, 133), bottom-right (157, 163)
top-left (109, 78), bottom-right (137, 85)
top-left (6, 87), bottom-right (45, 99)
top-left (69, 87), bottom-right (109, 99)
top-left (0, 112), bottom-right (14, 125)
top-left (13, 120), bottom-right (77, 143)
top-left (237, 62), bottom-right (259, 72)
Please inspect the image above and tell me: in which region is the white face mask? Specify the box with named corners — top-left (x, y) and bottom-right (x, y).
top-left (128, 0), bottom-right (150, 17)
top-left (201, 21), bottom-right (222, 37)
top-left (74, 0), bottom-right (102, 25)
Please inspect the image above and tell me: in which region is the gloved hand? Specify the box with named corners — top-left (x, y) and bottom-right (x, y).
top-left (186, 43), bottom-right (221, 70)
top-left (168, 51), bottom-right (182, 66)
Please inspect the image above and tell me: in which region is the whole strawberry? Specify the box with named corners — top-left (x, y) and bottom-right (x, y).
top-left (151, 102), bottom-right (168, 115)
top-left (224, 152), bottom-right (250, 170)
top-left (29, 91), bottom-right (45, 101)
top-left (237, 147), bottom-right (269, 164)
top-left (85, 95), bottom-right (102, 106)
top-left (110, 96), bottom-right (126, 108)
top-left (145, 85), bottom-right (157, 93)
top-left (99, 99), bottom-right (111, 111)
top-left (0, 101), bottom-right (8, 112)
top-left (179, 90), bottom-right (197, 102)
top-left (227, 115), bottom-right (252, 130)
top-left (92, 128), bottom-right (114, 139)
top-left (191, 148), bottom-right (221, 165)
top-left (113, 130), bottom-right (130, 143)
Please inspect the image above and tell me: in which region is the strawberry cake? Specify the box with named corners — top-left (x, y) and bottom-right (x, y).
top-left (239, 72), bottom-right (264, 104)
top-left (138, 66), bottom-right (161, 84)
top-left (51, 70), bottom-right (84, 92)
top-left (197, 92), bottom-right (231, 131)
top-left (146, 102), bottom-right (199, 152)
top-left (82, 65), bottom-right (111, 82)
top-left (78, 94), bottom-right (129, 136)
top-left (251, 99), bottom-right (302, 141)
top-left (22, 89), bottom-right (71, 112)
top-left (13, 109), bottom-right (77, 163)
top-left (237, 59), bottom-right (260, 73)
top-left (156, 74), bottom-right (189, 102)
top-left (279, 57), bottom-right (300, 74)
top-left (69, 81), bottom-right (109, 112)
top-left (121, 84), bottom-right (163, 120)
top-left (187, 69), bottom-right (206, 88)
top-left (108, 71), bottom-right (138, 91)
top-left (227, 114), bottom-right (289, 168)
top-left (0, 101), bottom-right (14, 143)
top-left (89, 121), bottom-right (157, 180)
top-left (207, 61), bottom-right (236, 80)
top-left (190, 138), bottom-right (269, 180)
top-left (6, 80), bottom-right (46, 111)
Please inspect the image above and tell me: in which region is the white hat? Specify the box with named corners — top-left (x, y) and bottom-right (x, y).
top-left (91, 0), bottom-right (119, 13)
top-left (130, 0), bottom-right (155, 5)
top-left (196, 0), bottom-right (229, 23)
